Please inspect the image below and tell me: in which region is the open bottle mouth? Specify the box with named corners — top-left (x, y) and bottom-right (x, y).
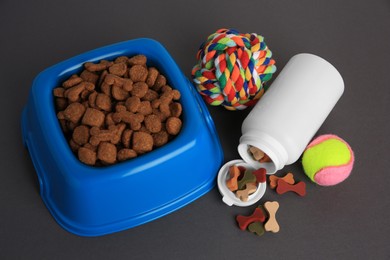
top-left (237, 143), bottom-right (277, 174)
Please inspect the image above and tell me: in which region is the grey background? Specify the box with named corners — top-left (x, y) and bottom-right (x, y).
top-left (1, 0), bottom-right (389, 259)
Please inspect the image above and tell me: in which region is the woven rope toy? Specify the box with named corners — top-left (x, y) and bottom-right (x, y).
top-left (192, 29), bottom-right (276, 110)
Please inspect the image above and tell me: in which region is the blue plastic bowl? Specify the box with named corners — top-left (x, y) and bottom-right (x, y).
top-left (21, 39), bottom-right (223, 236)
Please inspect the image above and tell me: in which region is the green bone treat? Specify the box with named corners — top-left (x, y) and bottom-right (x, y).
top-left (237, 170), bottom-right (257, 190)
top-left (248, 222), bottom-right (265, 236)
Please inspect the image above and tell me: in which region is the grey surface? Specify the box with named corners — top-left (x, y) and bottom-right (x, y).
top-left (1, 0), bottom-right (389, 259)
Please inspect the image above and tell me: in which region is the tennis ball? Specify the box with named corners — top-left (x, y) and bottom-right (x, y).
top-left (302, 134), bottom-right (354, 186)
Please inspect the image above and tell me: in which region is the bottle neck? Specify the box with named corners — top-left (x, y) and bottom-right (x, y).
top-left (238, 132), bottom-right (288, 174)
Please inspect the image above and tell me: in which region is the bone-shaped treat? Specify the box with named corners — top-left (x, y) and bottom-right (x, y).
top-left (276, 179), bottom-right (306, 196)
top-left (269, 173), bottom-right (295, 189)
top-left (248, 222), bottom-right (265, 236)
top-left (226, 165), bottom-right (240, 192)
top-left (252, 168), bottom-right (267, 183)
top-left (264, 201), bottom-right (280, 233)
top-left (235, 182), bottom-right (257, 202)
top-left (237, 170), bottom-right (256, 190)
top-left (236, 207), bottom-right (266, 231)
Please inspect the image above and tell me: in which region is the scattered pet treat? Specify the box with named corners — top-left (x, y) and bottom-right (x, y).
top-left (248, 222), bottom-right (265, 236)
top-left (53, 54), bottom-right (183, 166)
top-left (264, 201), bottom-right (280, 233)
top-left (276, 179), bottom-right (306, 196)
top-left (269, 172), bottom-right (295, 189)
top-left (236, 207), bottom-right (266, 230)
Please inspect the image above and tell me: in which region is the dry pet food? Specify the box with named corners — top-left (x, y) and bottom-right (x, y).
top-left (53, 55), bottom-right (183, 166)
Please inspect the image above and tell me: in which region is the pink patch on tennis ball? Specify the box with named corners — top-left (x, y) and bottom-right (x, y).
top-left (303, 134), bottom-right (354, 186)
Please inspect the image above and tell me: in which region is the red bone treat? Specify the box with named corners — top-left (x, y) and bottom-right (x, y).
top-left (276, 179), bottom-right (306, 196)
top-left (269, 172), bottom-right (295, 189)
top-left (252, 168), bottom-right (267, 183)
top-left (236, 208), bottom-right (266, 231)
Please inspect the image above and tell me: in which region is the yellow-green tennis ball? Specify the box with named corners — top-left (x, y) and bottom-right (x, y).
top-left (302, 134), bottom-right (354, 186)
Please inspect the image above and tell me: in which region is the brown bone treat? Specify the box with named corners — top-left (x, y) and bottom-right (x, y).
top-left (72, 125), bottom-right (90, 145)
top-left (112, 105), bottom-right (144, 130)
top-left (169, 102), bottom-right (182, 117)
top-left (128, 55), bottom-right (147, 66)
top-left (152, 74), bottom-right (166, 91)
top-left (137, 101), bottom-right (153, 115)
top-left (132, 131), bottom-right (153, 153)
top-left (122, 129), bottom-right (133, 148)
top-left (144, 114), bottom-right (162, 133)
top-left (97, 142), bottom-right (117, 164)
top-left (85, 61), bottom-right (113, 72)
top-left (129, 65), bottom-right (148, 82)
top-left (269, 173), bottom-right (295, 189)
top-left (62, 75), bottom-right (83, 88)
top-left (63, 102), bottom-right (86, 124)
top-left (276, 179), bottom-right (306, 196)
top-left (125, 96), bottom-right (141, 113)
top-left (235, 182), bottom-right (257, 202)
top-left (80, 70), bottom-right (99, 85)
top-left (65, 82), bottom-right (95, 102)
top-left (226, 165), bottom-right (240, 191)
top-left (89, 123), bottom-right (126, 146)
top-left (152, 131), bottom-right (169, 147)
top-left (55, 98), bottom-right (68, 111)
top-left (117, 148), bottom-right (137, 161)
top-left (259, 153), bottom-right (272, 163)
top-left (104, 74), bottom-right (124, 86)
top-left (249, 146), bottom-right (264, 161)
top-left (112, 85), bottom-right (129, 101)
top-left (109, 62), bottom-right (127, 76)
top-left (53, 87), bottom-right (65, 97)
top-left (82, 108), bottom-right (105, 127)
top-left (166, 117), bottom-right (182, 135)
top-left (236, 208), bottom-right (266, 231)
top-left (248, 222), bottom-right (265, 236)
top-left (264, 201), bottom-right (280, 233)
top-left (146, 67), bottom-right (159, 87)
top-left (131, 82), bottom-right (148, 98)
top-left (95, 93), bottom-right (111, 111)
top-left (78, 147), bottom-right (97, 165)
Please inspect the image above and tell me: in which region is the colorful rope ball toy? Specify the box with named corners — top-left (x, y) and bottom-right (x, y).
top-left (192, 28), bottom-right (277, 110)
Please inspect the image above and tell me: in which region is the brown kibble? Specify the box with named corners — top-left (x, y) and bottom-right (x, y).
top-left (161, 85), bottom-right (172, 93)
top-left (85, 61), bottom-right (112, 72)
top-left (172, 89), bottom-right (181, 100)
top-left (83, 143), bottom-right (97, 152)
top-left (69, 139), bottom-right (81, 152)
top-left (96, 93), bottom-right (111, 112)
top-left (88, 91), bottom-right (98, 108)
top-left (78, 147), bottom-right (97, 165)
top-left (137, 101), bottom-right (153, 115)
top-left (65, 82), bottom-right (95, 102)
top-left (153, 131), bottom-right (169, 147)
top-left (80, 70), bottom-right (99, 85)
top-left (72, 125), bottom-right (90, 145)
top-left (117, 148), bottom-right (137, 161)
top-left (152, 108), bottom-right (168, 122)
top-left (166, 117), bottom-right (182, 135)
top-left (105, 113), bottom-right (115, 126)
top-left (144, 114), bottom-right (162, 133)
top-left (132, 131), bottom-right (153, 153)
top-left (53, 88), bottom-right (65, 97)
top-left (129, 65), bottom-right (148, 82)
top-left (128, 55), bottom-right (147, 66)
top-left (122, 79), bottom-right (133, 91)
top-left (62, 75), bottom-right (83, 88)
top-left (131, 82), bottom-right (148, 98)
top-left (151, 99), bottom-right (161, 109)
top-left (104, 74), bottom-right (124, 86)
top-left (146, 67), bottom-right (159, 87)
top-left (97, 142), bottom-right (117, 164)
top-left (142, 89), bottom-right (159, 101)
top-left (125, 96), bottom-right (141, 113)
top-left (159, 103), bottom-right (171, 118)
top-left (122, 129), bottom-right (133, 148)
top-left (153, 74), bottom-right (166, 91)
top-left (109, 62), bottom-right (127, 76)
top-left (111, 85), bottom-right (129, 101)
top-left (66, 121), bottom-right (79, 131)
top-left (115, 56), bottom-right (129, 64)
top-left (55, 97), bottom-right (68, 111)
top-left (82, 108), bottom-right (105, 127)
top-left (98, 70), bottom-right (108, 87)
top-left (63, 102), bottom-right (86, 124)
top-left (169, 102), bottom-right (182, 117)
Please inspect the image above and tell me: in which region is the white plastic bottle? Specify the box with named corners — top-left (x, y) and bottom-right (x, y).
top-left (218, 53), bottom-right (344, 206)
